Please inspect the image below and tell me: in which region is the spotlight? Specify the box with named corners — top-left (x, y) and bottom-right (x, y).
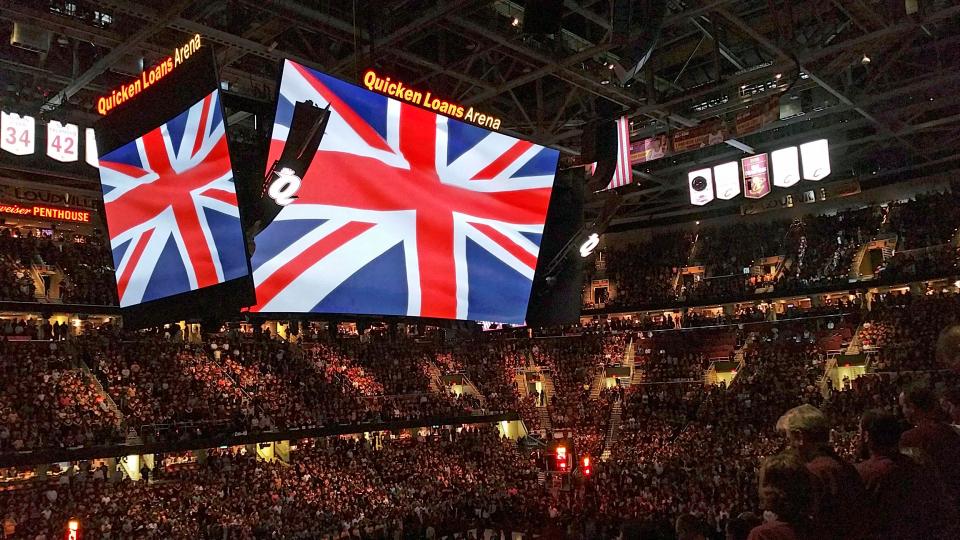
top-left (861, 53), bottom-right (871, 65)
top-left (774, 73), bottom-right (782, 80)
top-left (511, 17), bottom-right (520, 27)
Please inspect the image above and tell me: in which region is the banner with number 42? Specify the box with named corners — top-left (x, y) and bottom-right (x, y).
top-left (47, 121), bottom-right (79, 162)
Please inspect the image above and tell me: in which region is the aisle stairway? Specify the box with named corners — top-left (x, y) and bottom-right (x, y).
top-left (77, 360), bottom-right (125, 429)
top-left (589, 372), bottom-right (605, 400)
top-left (624, 340), bottom-right (640, 387)
top-left (515, 371), bottom-right (528, 397)
top-left (538, 403), bottom-right (552, 433)
top-left (541, 371), bottom-right (556, 405)
top-left (425, 361), bottom-right (443, 393)
top-left (601, 400), bottom-right (622, 461)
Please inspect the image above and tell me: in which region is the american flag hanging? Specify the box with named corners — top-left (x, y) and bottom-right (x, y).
top-left (588, 116), bottom-right (633, 190)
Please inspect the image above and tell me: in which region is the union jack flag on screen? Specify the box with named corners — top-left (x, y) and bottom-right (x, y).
top-left (98, 89), bottom-right (248, 307)
top-left (251, 60), bottom-right (560, 323)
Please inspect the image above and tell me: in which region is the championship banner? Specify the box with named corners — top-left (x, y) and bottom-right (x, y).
top-left (734, 98), bottom-right (779, 137)
top-left (672, 119), bottom-right (728, 153)
top-left (742, 154), bottom-right (771, 199)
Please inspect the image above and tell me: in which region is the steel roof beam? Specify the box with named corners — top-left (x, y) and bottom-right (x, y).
top-left (626, 3), bottom-right (960, 118)
top-left (715, 6), bottom-right (925, 160)
top-left (41, 0), bottom-right (195, 112)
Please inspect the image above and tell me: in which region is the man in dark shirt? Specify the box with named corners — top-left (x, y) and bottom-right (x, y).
top-left (856, 409), bottom-right (956, 539)
top-left (900, 386), bottom-right (960, 503)
top-left (776, 404), bottom-right (865, 540)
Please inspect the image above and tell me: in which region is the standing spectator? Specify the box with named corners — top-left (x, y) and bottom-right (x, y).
top-left (776, 404), bottom-right (865, 540)
top-left (899, 386), bottom-right (960, 503)
top-left (941, 386), bottom-right (960, 433)
top-left (938, 325), bottom-right (960, 372)
top-left (676, 514), bottom-right (707, 540)
top-left (856, 409), bottom-right (956, 539)
top-left (748, 452), bottom-right (814, 540)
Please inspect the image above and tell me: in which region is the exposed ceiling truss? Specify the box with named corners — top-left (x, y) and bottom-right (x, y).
top-left (0, 0), bottom-right (958, 226)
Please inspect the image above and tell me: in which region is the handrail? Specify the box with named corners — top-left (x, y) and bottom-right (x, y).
top-left (0, 412), bottom-right (520, 468)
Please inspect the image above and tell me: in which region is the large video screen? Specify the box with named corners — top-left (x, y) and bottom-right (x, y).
top-left (98, 88), bottom-right (249, 308)
top-left (252, 60), bottom-right (560, 323)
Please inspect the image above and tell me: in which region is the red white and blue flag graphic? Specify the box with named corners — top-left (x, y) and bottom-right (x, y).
top-left (98, 89), bottom-right (248, 307)
top-left (251, 60), bottom-right (559, 323)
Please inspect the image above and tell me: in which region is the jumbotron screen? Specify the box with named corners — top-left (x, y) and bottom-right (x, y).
top-left (252, 59), bottom-right (560, 323)
top-left (98, 89), bottom-right (249, 308)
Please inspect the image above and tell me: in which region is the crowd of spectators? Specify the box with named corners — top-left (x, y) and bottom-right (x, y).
top-left (599, 190), bottom-right (960, 310)
top-left (860, 290), bottom-right (960, 372)
top-left (602, 230), bottom-right (695, 308)
top-left (0, 341), bottom-right (122, 452)
top-left (1, 289), bottom-right (960, 538)
top-left (0, 427), bottom-right (550, 539)
top-left (0, 227), bottom-right (116, 305)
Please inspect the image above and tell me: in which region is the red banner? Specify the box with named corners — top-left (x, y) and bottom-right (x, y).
top-left (628, 135), bottom-right (668, 165)
top-left (671, 119), bottom-right (729, 153)
top-left (734, 98), bottom-right (779, 137)
top-left (742, 154), bottom-right (771, 199)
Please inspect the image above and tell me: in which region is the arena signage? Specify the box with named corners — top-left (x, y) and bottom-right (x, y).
top-left (0, 202), bottom-right (91, 223)
top-left (0, 178), bottom-right (101, 210)
top-left (96, 34), bottom-right (204, 115)
top-left (362, 69), bottom-right (502, 130)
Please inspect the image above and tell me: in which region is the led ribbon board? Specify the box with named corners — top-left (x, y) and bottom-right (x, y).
top-left (362, 69), bottom-right (503, 130)
top-left (96, 34), bottom-right (203, 116)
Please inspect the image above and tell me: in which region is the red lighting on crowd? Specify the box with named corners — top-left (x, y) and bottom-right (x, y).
top-left (66, 519), bottom-right (80, 540)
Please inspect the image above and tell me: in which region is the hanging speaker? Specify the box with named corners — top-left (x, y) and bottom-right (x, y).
top-left (611, 0), bottom-right (668, 81)
top-left (523, 0), bottom-right (564, 35)
top-left (584, 118), bottom-right (619, 192)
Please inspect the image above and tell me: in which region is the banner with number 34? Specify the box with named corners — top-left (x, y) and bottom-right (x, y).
top-left (1, 111), bottom-right (35, 156)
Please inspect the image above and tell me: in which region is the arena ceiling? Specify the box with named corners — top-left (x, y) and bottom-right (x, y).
top-left (2, 0), bottom-right (959, 226)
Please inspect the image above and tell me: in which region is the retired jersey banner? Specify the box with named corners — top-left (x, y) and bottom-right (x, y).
top-left (1, 111), bottom-right (35, 156)
top-left (98, 89), bottom-right (248, 308)
top-left (46, 121), bottom-right (79, 163)
top-left (251, 60), bottom-right (559, 323)
top-left (742, 154), bottom-right (771, 199)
